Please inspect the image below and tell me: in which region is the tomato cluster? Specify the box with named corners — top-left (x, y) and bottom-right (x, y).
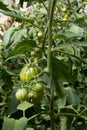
top-left (15, 64), bottom-right (44, 104)
top-left (15, 83), bottom-right (44, 103)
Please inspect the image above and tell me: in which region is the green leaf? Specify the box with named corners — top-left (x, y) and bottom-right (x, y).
top-left (60, 105), bottom-right (78, 130)
top-left (75, 123), bottom-right (87, 130)
top-left (0, 9), bottom-right (33, 24)
top-left (2, 117), bottom-right (27, 130)
top-left (0, 0), bottom-right (11, 5)
top-left (2, 117), bottom-right (15, 130)
top-left (60, 116), bottom-right (70, 130)
top-left (57, 24), bottom-right (84, 39)
top-left (52, 57), bottom-right (66, 108)
top-left (26, 128), bottom-right (34, 130)
top-left (52, 57), bottom-right (79, 108)
top-left (65, 87), bottom-right (80, 105)
top-left (7, 39), bottom-right (36, 57)
top-left (60, 105), bottom-right (79, 115)
top-left (15, 117), bottom-right (27, 130)
top-left (17, 101), bottom-right (33, 111)
top-left (64, 24), bottom-right (84, 38)
top-left (8, 90), bottom-right (19, 115)
top-left (52, 57), bottom-right (76, 83)
top-left (0, 1), bottom-right (10, 11)
top-left (10, 28), bottom-right (27, 46)
top-left (4, 27), bottom-right (16, 47)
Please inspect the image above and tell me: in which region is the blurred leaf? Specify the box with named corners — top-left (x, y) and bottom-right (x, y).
top-left (15, 117), bottom-right (27, 130)
top-left (60, 115), bottom-right (73, 130)
top-left (8, 90), bottom-right (19, 115)
top-left (0, 9), bottom-right (33, 24)
top-left (26, 128), bottom-right (34, 130)
top-left (4, 27), bottom-right (16, 47)
top-left (4, 27), bottom-right (27, 48)
top-left (57, 24), bottom-right (84, 39)
top-left (17, 101), bottom-right (33, 111)
top-left (0, 1), bottom-right (10, 11)
top-left (60, 105), bottom-right (79, 115)
top-left (2, 117), bottom-right (15, 130)
top-left (52, 57), bottom-right (66, 108)
top-left (0, 0), bottom-right (11, 5)
top-left (0, 68), bottom-right (13, 90)
top-left (10, 28), bottom-right (27, 46)
top-left (60, 105), bottom-right (78, 130)
top-left (64, 24), bottom-right (83, 38)
top-left (65, 87), bottom-right (80, 105)
top-left (7, 39), bottom-right (36, 57)
top-left (52, 57), bottom-right (76, 83)
top-left (75, 15), bottom-right (87, 26)
top-left (75, 123), bottom-right (87, 130)
top-left (2, 117), bottom-right (27, 130)
top-left (52, 57), bottom-right (79, 108)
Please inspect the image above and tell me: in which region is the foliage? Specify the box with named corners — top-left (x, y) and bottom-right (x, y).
top-left (0, 0), bottom-right (87, 130)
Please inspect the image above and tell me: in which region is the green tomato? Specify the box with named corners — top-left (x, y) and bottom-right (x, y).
top-left (28, 90), bottom-right (43, 104)
top-left (38, 32), bottom-right (43, 37)
top-left (28, 91), bottom-right (38, 104)
top-left (61, 7), bottom-right (67, 13)
top-left (20, 65), bottom-right (38, 82)
top-left (15, 88), bottom-right (27, 101)
top-left (32, 83), bottom-right (44, 93)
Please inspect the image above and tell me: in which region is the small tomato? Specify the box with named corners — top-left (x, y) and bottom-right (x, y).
top-left (38, 32), bottom-right (43, 37)
top-left (15, 88), bottom-right (28, 101)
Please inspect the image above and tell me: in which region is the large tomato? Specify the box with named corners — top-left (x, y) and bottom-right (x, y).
top-left (15, 88), bottom-right (28, 101)
top-left (20, 64), bottom-right (38, 82)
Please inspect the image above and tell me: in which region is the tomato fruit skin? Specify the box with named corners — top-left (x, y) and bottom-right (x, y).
top-left (15, 88), bottom-right (28, 101)
top-left (20, 65), bottom-right (38, 82)
top-left (61, 7), bottom-right (67, 13)
top-left (28, 91), bottom-right (38, 104)
top-left (38, 32), bottom-right (43, 37)
top-left (28, 83), bottom-right (44, 104)
top-left (63, 13), bottom-right (69, 21)
top-left (32, 83), bottom-right (44, 94)
top-left (28, 91), bottom-right (43, 104)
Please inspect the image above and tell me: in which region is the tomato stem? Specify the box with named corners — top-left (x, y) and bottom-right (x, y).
top-left (23, 110), bottom-right (25, 117)
top-left (47, 0), bottom-right (57, 130)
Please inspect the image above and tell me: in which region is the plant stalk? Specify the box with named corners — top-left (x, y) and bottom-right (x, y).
top-left (47, 0), bottom-right (56, 129)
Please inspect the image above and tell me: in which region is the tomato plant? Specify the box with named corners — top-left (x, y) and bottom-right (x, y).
top-left (0, 0), bottom-right (87, 130)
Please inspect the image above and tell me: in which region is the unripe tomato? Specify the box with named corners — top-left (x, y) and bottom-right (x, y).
top-left (28, 91), bottom-right (39, 104)
top-left (61, 7), bottom-right (67, 13)
top-left (28, 86), bottom-right (44, 104)
top-left (20, 65), bottom-right (38, 82)
top-left (63, 13), bottom-right (69, 21)
top-left (38, 32), bottom-right (43, 37)
top-left (15, 88), bottom-right (28, 101)
top-left (32, 83), bottom-right (44, 93)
